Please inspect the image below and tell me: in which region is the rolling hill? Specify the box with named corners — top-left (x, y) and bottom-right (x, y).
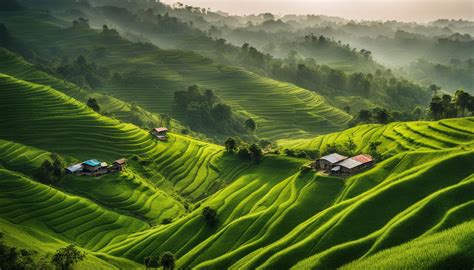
top-left (0, 9), bottom-right (351, 140)
top-left (0, 70), bottom-right (472, 268)
top-left (0, 3), bottom-right (473, 270)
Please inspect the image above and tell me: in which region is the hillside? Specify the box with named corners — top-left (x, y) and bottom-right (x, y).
top-left (0, 71), bottom-right (472, 268)
top-left (0, 10), bottom-right (351, 140)
top-left (0, 3), bottom-right (473, 269)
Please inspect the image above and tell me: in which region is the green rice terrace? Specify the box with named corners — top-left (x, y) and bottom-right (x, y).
top-left (0, 2), bottom-right (473, 269)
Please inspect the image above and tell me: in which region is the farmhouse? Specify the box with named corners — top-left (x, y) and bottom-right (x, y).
top-left (150, 127), bottom-right (169, 141)
top-left (332, 154), bottom-right (374, 174)
top-left (314, 153), bottom-right (348, 170)
top-left (111, 158), bottom-right (127, 172)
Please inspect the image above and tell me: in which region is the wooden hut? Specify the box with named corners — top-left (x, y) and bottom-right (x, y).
top-left (150, 127), bottom-right (169, 141)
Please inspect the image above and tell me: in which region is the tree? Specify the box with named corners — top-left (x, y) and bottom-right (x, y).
top-left (224, 138), bottom-right (237, 153)
top-left (248, 144), bottom-right (263, 163)
top-left (87, 98), bottom-right (100, 112)
top-left (237, 147), bottom-right (251, 160)
top-left (51, 245), bottom-right (86, 270)
top-left (144, 256), bottom-right (152, 270)
top-left (455, 90), bottom-right (471, 117)
top-left (369, 141), bottom-right (382, 161)
top-left (0, 232), bottom-right (37, 269)
top-left (343, 105), bottom-right (351, 114)
top-left (344, 138), bottom-right (357, 156)
top-left (357, 110), bottom-right (372, 122)
top-left (373, 107), bottom-right (390, 124)
top-left (160, 252), bottom-right (176, 270)
top-left (202, 206), bottom-right (218, 225)
top-left (245, 118), bottom-right (257, 133)
top-left (429, 96), bottom-right (444, 120)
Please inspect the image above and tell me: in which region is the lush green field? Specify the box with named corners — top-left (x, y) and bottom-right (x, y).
top-left (0, 6), bottom-right (473, 270)
top-left (0, 69), bottom-right (473, 269)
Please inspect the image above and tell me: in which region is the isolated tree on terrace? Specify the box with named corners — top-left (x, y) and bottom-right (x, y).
top-left (224, 137), bottom-right (237, 153)
top-left (160, 252), bottom-right (176, 270)
top-left (51, 245), bottom-right (86, 270)
top-left (245, 118), bottom-right (257, 133)
top-left (87, 98), bottom-right (100, 112)
top-left (202, 207), bottom-right (218, 225)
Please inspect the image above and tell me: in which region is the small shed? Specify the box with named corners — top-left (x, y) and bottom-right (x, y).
top-left (112, 158), bottom-right (127, 171)
top-left (315, 153), bottom-right (348, 170)
top-left (66, 163), bottom-right (83, 174)
top-left (150, 127), bottom-right (169, 141)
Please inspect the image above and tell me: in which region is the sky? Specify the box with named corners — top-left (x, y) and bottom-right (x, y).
top-left (160, 0), bottom-right (474, 22)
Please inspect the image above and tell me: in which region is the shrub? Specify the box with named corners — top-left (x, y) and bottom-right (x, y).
top-left (202, 206), bottom-right (218, 225)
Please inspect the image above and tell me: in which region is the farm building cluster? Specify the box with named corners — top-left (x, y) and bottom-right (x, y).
top-left (65, 158), bottom-right (127, 176)
top-left (314, 153), bottom-right (374, 175)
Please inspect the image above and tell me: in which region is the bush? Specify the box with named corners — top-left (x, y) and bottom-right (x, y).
top-left (51, 245), bottom-right (86, 270)
top-left (202, 206), bottom-right (218, 225)
top-left (160, 252), bottom-right (176, 270)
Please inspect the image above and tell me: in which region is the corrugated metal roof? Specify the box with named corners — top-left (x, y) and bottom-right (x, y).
top-left (318, 153), bottom-right (348, 164)
top-left (337, 158), bottom-right (362, 169)
top-left (66, 163), bottom-right (82, 173)
top-left (83, 159), bottom-right (101, 167)
top-left (352, 154), bottom-right (373, 164)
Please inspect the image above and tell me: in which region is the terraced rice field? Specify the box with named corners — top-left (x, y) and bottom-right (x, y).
top-left (278, 118), bottom-right (474, 155)
top-left (0, 10), bottom-right (473, 270)
top-left (0, 11), bottom-right (351, 140)
top-left (0, 70), bottom-right (473, 268)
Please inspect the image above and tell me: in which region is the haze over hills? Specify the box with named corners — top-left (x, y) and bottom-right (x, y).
top-left (0, 0), bottom-right (473, 269)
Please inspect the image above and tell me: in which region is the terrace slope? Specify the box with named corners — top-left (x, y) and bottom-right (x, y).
top-left (0, 70), bottom-right (472, 269)
top-left (0, 10), bottom-right (351, 140)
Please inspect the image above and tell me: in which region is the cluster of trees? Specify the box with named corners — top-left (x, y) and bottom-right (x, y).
top-left (173, 85), bottom-right (246, 135)
top-left (144, 252), bottom-right (176, 270)
top-left (56, 55), bottom-right (110, 90)
top-left (284, 149), bottom-right (319, 160)
top-left (0, 233), bottom-right (86, 270)
top-left (213, 40), bottom-right (430, 110)
top-left (0, 232), bottom-right (36, 270)
top-left (348, 106), bottom-right (422, 126)
top-left (429, 90), bottom-right (474, 120)
top-left (34, 154), bottom-right (65, 185)
top-left (303, 33), bottom-right (372, 60)
top-left (224, 137), bottom-right (263, 163)
top-left (405, 59), bottom-right (474, 94)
